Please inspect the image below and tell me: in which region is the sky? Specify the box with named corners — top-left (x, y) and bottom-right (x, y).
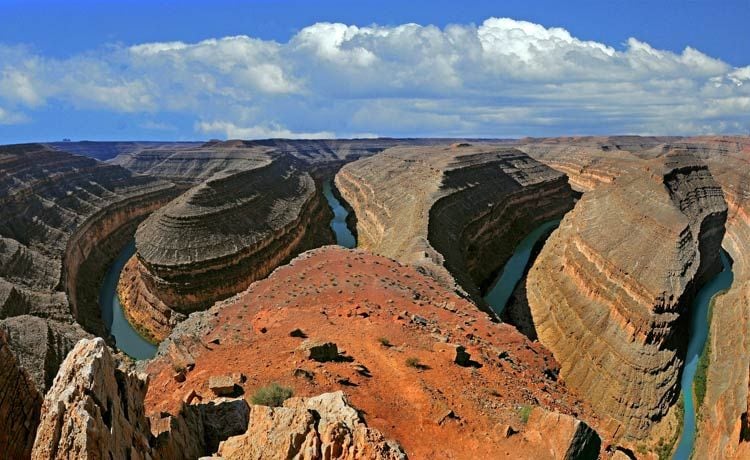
top-left (1, 0), bottom-right (749, 143)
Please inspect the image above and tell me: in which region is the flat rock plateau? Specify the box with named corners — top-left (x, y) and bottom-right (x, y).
top-left (1, 136), bottom-right (750, 459)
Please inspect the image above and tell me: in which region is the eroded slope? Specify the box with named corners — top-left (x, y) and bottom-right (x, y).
top-left (527, 152), bottom-right (727, 442)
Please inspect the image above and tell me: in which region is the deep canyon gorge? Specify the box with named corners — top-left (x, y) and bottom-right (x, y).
top-left (1, 136), bottom-right (749, 459)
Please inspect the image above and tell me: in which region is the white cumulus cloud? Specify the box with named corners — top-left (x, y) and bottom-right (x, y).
top-left (0, 17), bottom-right (748, 137)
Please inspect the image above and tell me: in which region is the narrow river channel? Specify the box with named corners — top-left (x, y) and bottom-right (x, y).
top-left (322, 179), bottom-right (356, 248)
top-left (98, 240), bottom-right (157, 360)
top-left (484, 219), bottom-right (560, 316)
top-left (673, 250), bottom-right (733, 459)
top-left (99, 179), bottom-right (357, 359)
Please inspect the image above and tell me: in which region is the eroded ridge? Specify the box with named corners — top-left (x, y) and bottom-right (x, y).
top-left (335, 144), bottom-right (575, 306)
top-left (527, 152), bottom-right (727, 441)
top-left (119, 155), bottom-right (333, 341)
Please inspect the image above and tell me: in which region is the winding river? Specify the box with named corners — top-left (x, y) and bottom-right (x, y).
top-left (484, 219), bottom-right (561, 315)
top-left (99, 180), bottom-right (356, 359)
top-left (673, 250), bottom-right (734, 459)
top-left (98, 240), bottom-right (157, 360)
top-left (323, 179), bottom-right (356, 248)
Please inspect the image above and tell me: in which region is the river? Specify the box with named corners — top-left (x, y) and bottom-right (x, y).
top-left (98, 240), bottom-right (157, 360)
top-left (673, 250), bottom-right (734, 459)
top-left (484, 219), bottom-right (561, 316)
top-left (322, 179), bottom-right (356, 248)
top-left (99, 180), bottom-right (356, 359)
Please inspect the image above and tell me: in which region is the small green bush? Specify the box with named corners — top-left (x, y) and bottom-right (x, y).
top-left (378, 337), bottom-right (392, 347)
top-left (518, 404), bottom-right (533, 424)
top-left (251, 383), bottom-right (293, 407)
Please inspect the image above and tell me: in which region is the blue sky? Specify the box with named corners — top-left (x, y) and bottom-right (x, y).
top-left (1, 0), bottom-right (749, 142)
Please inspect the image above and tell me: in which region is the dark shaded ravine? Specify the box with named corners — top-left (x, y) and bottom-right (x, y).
top-left (673, 250), bottom-right (734, 459)
top-left (98, 240), bottom-right (157, 360)
top-left (483, 219), bottom-right (561, 316)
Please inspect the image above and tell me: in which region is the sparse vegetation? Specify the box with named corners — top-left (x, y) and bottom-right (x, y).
top-left (378, 337), bottom-right (392, 347)
top-left (517, 404), bottom-right (533, 424)
top-left (251, 383), bottom-right (294, 407)
top-left (405, 356), bottom-right (421, 368)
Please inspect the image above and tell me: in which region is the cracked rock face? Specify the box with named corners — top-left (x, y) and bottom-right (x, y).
top-left (31, 338), bottom-right (152, 460)
top-left (218, 391), bottom-right (406, 460)
top-left (527, 152), bottom-right (727, 440)
top-left (0, 329), bottom-right (42, 460)
top-left (335, 144), bottom-right (574, 305)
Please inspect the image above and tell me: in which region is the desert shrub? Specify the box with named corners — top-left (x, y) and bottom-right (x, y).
top-left (251, 383), bottom-right (293, 407)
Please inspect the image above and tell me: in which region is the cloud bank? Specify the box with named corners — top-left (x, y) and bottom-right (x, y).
top-left (1, 17), bottom-right (749, 138)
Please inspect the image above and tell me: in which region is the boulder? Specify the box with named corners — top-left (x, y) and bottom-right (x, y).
top-left (523, 407), bottom-right (601, 460)
top-left (302, 340), bottom-right (339, 362)
top-left (218, 391), bottom-right (406, 459)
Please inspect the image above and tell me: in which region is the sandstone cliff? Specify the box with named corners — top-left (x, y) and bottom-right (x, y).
top-left (335, 144), bottom-right (575, 308)
top-left (31, 338), bottom-right (152, 459)
top-left (0, 329), bottom-right (42, 460)
top-left (120, 155), bottom-right (334, 340)
top-left (527, 152), bottom-right (727, 441)
top-left (144, 246), bottom-right (600, 459)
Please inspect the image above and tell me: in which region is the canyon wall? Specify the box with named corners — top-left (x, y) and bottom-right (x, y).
top-left (335, 144), bottom-right (575, 307)
top-left (688, 140), bottom-right (750, 459)
top-left (527, 152), bottom-right (727, 441)
top-left (0, 329), bottom-right (42, 459)
top-left (0, 143), bottom-right (178, 456)
top-left (120, 155), bottom-right (334, 341)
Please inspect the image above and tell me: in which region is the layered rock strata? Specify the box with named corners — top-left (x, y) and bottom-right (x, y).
top-left (527, 152), bottom-right (727, 441)
top-left (144, 246), bottom-right (600, 459)
top-left (335, 144), bottom-right (574, 306)
top-left (689, 144), bottom-right (750, 459)
top-left (0, 329), bottom-right (42, 460)
top-left (0, 143), bottom-right (178, 455)
top-left (119, 155), bottom-right (333, 341)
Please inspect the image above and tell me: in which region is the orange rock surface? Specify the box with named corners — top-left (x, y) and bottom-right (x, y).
top-left (144, 246), bottom-right (599, 459)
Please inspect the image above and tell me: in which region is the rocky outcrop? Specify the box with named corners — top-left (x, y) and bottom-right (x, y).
top-left (0, 329), bottom-right (42, 460)
top-left (119, 155), bottom-right (333, 340)
top-left (144, 246), bottom-right (599, 458)
top-left (0, 315), bottom-right (89, 393)
top-left (527, 152), bottom-right (727, 441)
top-left (523, 407), bottom-right (601, 460)
top-left (31, 338), bottom-right (151, 459)
top-left (218, 391), bottom-right (406, 459)
top-left (335, 144), bottom-right (574, 307)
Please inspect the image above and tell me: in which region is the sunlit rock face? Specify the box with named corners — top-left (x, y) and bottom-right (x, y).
top-left (120, 155), bottom-right (334, 341)
top-left (528, 151), bottom-right (728, 441)
top-left (335, 143), bottom-right (575, 307)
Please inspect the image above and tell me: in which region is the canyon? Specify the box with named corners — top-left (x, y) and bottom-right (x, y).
top-left (335, 143), bottom-right (575, 309)
top-left (1, 136), bottom-right (749, 459)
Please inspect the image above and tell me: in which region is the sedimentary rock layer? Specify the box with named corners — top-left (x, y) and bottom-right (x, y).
top-left (335, 144), bottom-right (574, 305)
top-left (110, 138), bottom-right (487, 182)
top-left (144, 246), bottom-right (599, 459)
top-left (0, 329), bottom-right (42, 460)
top-left (527, 152), bottom-right (727, 441)
top-left (121, 155), bottom-right (334, 340)
top-left (690, 144), bottom-right (750, 459)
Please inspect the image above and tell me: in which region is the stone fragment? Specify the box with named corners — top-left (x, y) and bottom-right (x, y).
top-left (301, 340), bottom-right (339, 362)
top-left (209, 375), bottom-right (236, 396)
